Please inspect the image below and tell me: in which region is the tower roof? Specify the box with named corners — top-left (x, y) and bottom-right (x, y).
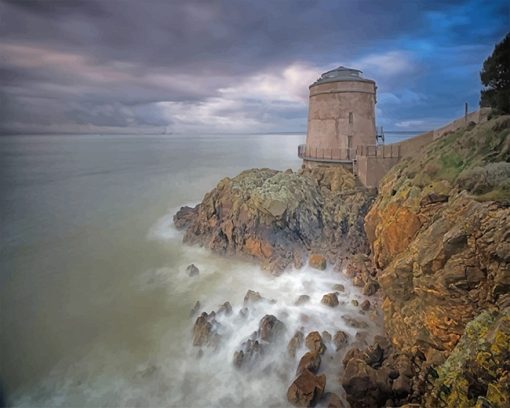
top-left (311, 66), bottom-right (374, 86)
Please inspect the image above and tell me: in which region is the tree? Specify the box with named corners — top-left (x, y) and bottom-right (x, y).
top-left (480, 33), bottom-right (510, 114)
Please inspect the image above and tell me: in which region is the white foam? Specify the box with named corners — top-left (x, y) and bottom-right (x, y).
top-left (12, 221), bottom-right (383, 407)
top-left (146, 202), bottom-right (198, 241)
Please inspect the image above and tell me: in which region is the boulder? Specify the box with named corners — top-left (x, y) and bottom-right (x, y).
top-left (244, 290), bottom-right (263, 305)
top-left (333, 284), bottom-right (345, 292)
top-left (333, 331), bottom-right (349, 351)
top-left (217, 301), bottom-right (232, 316)
top-left (321, 331), bottom-right (332, 343)
top-left (342, 316), bottom-right (369, 329)
top-left (305, 331), bottom-right (326, 355)
top-left (309, 254), bottom-right (327, 270)
top-left (297, 351), bottom-right (321, 375)
top-left (321, 293), bottom-right (339, 307)
top-left (186, 264), bottom-right (200, 277)
top-left (287, 368), bottom-right (326, 407)
top-left (323, 393), bottom-right (346, 408)
top-left (192, 312), bottom-right (220, 347)
top-left (295, 295), bottom-right (311, 305)
top-left (360, 299), bottom-right (371, 311)
top-left (362, 280), bottom-right (379, 296)
top-left (288, 330), bottom-right (305, 358)
top-left (258, 315), bottom-right (285, 343)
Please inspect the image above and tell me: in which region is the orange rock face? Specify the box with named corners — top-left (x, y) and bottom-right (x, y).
top-left (365, 118), bottom-right (510, 357)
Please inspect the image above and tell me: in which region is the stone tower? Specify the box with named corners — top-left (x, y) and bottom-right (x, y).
top-left (299, 66), bottom-right (376, 166)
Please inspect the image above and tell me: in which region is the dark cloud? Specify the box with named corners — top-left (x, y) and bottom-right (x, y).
top-left (0, 0), bottom-right (508, 133)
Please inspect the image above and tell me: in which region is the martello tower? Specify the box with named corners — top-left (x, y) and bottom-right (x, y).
top-left (299, 66), bottom-right (377, 165)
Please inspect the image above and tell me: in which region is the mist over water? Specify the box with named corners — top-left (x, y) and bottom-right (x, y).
top-left (0, 133), bottom-right (381, 407)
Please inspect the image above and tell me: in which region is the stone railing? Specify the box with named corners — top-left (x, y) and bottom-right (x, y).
top-left (298, 144), bottom-right (355, 162)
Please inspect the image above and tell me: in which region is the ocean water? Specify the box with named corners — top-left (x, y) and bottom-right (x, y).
top-left (0, 134), bottom-right (381, 407)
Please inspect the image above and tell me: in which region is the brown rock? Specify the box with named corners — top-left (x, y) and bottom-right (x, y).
top-left (258, 315), bottom-right (285, 343)
top-left (362, 280), bottom-right (379, 296)
top-left (322, 331), bottom-right (332, 343)
top-left (333, 331), bottom-right (349, 351)
top-left (288, 330), bottom-right (305, 358)
top-left (321, 293), bottom-right (339, 307)
top-left (324, 393), bottom-right (346, 408)
top-left (305, 331), bottom-right (326, 355)
top-left (342, 316), bottom-right (369, 329)
top-left (360, 299), bottom-right (371, 311)
top-left (192, 312), bottom-right (217, 347)
top-left (287, 368), bottom-right (326, 407)
top-left (309, 254), bottom-right (327, 270)
top-left (295, 295), bottom-right (311, 305)
top-left (218, 301), bottom-right (232, 316)
top-left (297, 351), bottom-right (321, 375)
top-left (244, 289), bottom-right (263, 305)
top-left (333, 284), bottom-right (345, 292)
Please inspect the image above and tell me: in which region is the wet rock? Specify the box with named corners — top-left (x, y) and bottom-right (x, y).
top-left (333, 284), bottom-right (345, 292)
top-left (305, 331), bottom-right (326, 355)
top-left (174, 167), bottom-right (374, 274)
top-left (360, 299), bottom-right (371, 311)
top-left (192, 312), bottom-right (220, 347)
top-left (190, 300), bottom-right (201, 317)
top-left (217, 301), bottom-right (232, 316)
top-left (297, 351), bottom-right (321, 375)
top-left (288, 330), bottom-right (305, 358)
top-left (321, 293), bottom-right (339, 307)
top-left (239, 307), bottom-right (248, 318)
top-left (309, 254), bottom-right (327, 270)
top-left (258, 315), bottom-right (285, 343)
top-left (342, 358), bottom-right (391, 407)
top-left (362, 280), bottom-right (379, 296)
top-left (333, 331), bottom-right (349, 351)
top-left (233, 338), bottom-right (264, 369)
top-left (186, 263), bottom-right (200, 277)
top-left (351, 299), bottom-right (359, 307)
top-left (321, 331), bottom-right (332, 343)
top-left (364, 344), bottom-right (384, 368)
top-left (244, 290), bottom-right (263, 305)
top-left (287, 368), bottom-right (326, 407)
top-left (295, 295), bottom-right (311, 306)
top-left (342, 316), bottom-right (369, 329)
top-left (323, 393), bottom-right (346, 408)
top-left (173, 205), bottom-right (196, 229)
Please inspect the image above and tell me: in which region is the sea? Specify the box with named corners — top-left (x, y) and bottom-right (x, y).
top-left (0, 133), bottom-right (381, 407)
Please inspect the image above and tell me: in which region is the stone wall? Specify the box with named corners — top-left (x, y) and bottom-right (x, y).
top-left (356, 108), bottom-right (491, 187)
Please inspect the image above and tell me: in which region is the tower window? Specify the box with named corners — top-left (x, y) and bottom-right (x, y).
top-left (349, 112), bottom-right (353, 124)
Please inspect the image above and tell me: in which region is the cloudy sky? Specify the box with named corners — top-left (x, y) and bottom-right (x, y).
top-left (0, 0), bottom-right (508, 135)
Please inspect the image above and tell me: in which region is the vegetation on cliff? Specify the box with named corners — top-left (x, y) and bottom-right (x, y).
top-left (480, 33), bottom-right (510, 114)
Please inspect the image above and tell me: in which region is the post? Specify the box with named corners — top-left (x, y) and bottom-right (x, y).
top-left (465, 102), bottom-right (468, 124)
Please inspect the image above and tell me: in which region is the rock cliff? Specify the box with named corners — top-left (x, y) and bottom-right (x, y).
top-left (360, 116), bottom-right (510, 406)
top-left (174, 166), bottom-right (376, 273)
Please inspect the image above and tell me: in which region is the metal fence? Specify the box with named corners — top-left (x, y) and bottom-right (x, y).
top-left (298, 144), bottom-right (355, 162)
top-left (355, 144), bottom-right (401, 158)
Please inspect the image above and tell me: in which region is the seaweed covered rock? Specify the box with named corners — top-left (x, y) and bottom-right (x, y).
top-left (174, 166), bottom-right (375, 273)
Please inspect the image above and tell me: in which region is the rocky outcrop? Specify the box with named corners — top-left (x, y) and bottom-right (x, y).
top-left (424, 307), bottom-right (510, 407)
top-left (365, 117), bottom-right (510, 358)
top-left (287, 368), bottom-right (326, 407)
top-left (174, 166), bottom-right (376, 273)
